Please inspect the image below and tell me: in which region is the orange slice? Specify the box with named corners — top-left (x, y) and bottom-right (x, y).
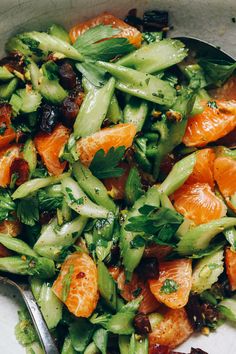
top-left (52, 252), bottom-right (99, 317)
top-left (225, 247), bottom-right (236, 291)
top-left (0, 103), bottom-right (16, 150)
top-left (34, 124), bottom-right (70, 176)
top-left (149, 259), bottom-right (192, 309)
top-left (0, 144), bottom-right (21, 187)
top-left (76, 123), bottom-right (136, 166)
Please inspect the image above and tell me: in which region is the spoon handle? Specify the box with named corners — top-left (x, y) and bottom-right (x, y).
top-left (21, 288), bottom-right (59, 354)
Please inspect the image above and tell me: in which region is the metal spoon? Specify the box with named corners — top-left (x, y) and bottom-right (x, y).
top-left (174, 35), bottom-right (235, 61)
top-left (0, 274), bottom-right (59, 354)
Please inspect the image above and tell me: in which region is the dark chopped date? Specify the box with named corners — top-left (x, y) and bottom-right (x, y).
top-left (201, 303), bottom-right (219, 323)
top-left (133, 313), bottom-right (151, 335)
top-left (0, 52), bottom-right (25, 74)
top-left (39, 211), bottom-right (55, 225)
top-left (61, 97), bottom-right (80, 127)
top-left (137, 257), bottom-right (159, 279)
top-left (59, 62), bottom-right (77, 90)
top-left (10, 158), bottom-right (29, 186)
top-left (40, 104), bottom-right (60, 133)
top-left (185, 295), bottom-right (205, 331)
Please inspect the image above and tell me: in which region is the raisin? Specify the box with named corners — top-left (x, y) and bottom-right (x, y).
top-left (59, 62), bottom-right (77, 90)
top-left (133, 313), bottom-right (151, 335)
top-left (40, 104), bottom-right (59, 133)
top-left (10, 158), bottom-right (29, 186)
top-left (137, 257), bottom-right (159, 280)
top-left (61, 97), bottom-right (79, 127)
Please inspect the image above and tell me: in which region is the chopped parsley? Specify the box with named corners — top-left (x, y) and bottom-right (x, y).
top-left (65, 187), bottom-right (84, 205)
top-left (208, 101), bottom-right (218, 109)
top-left (20, 37), bottom-right (43, 57)
top-left (160, 279), bottom-right (179, 294)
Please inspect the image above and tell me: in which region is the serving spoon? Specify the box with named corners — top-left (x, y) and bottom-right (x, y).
top-left (174, 35), bottom-right (235, 62)
top-left (0, 274), bottom-right (59, 354)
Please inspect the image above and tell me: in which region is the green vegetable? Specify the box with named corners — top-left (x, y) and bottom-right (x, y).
top-left (223, 227), bottom-right (236, 250)
top-left (192, 249), bottom-right (224, 293)
top-left (34, 216), bottom-right (87, 260)
top-left (120, 186), bottom-right (160, 277)
top-left (159, 152), bottom-right (196, 195)
top-left (74, 24), bottom-right (134, 61)
top-left (38, 186), bottom-right (63, 211)
top-left (117, 39), bottom-right (188, 73)
top-left (199, 58), bottom-right (236, 86)
top-left (29, 276), bottom-right (43, 301)
top-left (84, 342), bottom-right (99, 354)
top-left (73, 161), bottom-right (116, 212)
top-left (177, 217), bottom-right (236, 255)
top-left (180, 63), bottom-right (207, 89)
top-left (125, 166), bottom-right (144, 206)
top-left (97, 61), bottom-right (176, 107)
top-left (39, 76), bottom-right (68, 104)
top-left (48, 24), bottom-right (71, 43)
top-left (16, 88), bottom-right (42, 113)
top-left (73, 77), bottom-right (115, 138)
top-left (0, 77), bottom-right (18, 99)
top-left (124, 97), bottom-right (148, 132)
top-left (160, 279), bottom-right (179, 294)
top-left (106, 94), bottom-right (123, 123)
top-left (23, 139), bottom-right (37, 175)
top-left (0, 66), bottom-right (14, 81)
top-left (9, 93), bottom-right (22, 116)
top-left (98, 261), bottom-right (117, 310)
top-left (128, 334), bottom-right (148, 354)
top-left (62, 177), bottom-right (110, 219)
top-left (119, 336), bottom-right (130, 354)
top-left (0, 188), bottom-right (15, 223)
top-left (93, 328), bottom-right (108, 354)
top-left (26, 342), bottom-right (43, 354)
top-left (41, 61), bottom-right (59, 80)
top-left (0, 234), bottom-right (37, 257)
top-left (0, 256), bottom-right (55, 278)
top-left (15, 307), bottom-right (38, 346)
top-left (190, 89), bottom-right (210, 115)
top-left (142, 31), bottom-right (163, 43)
top-left (134, 137), bottom-right (152, 172)
top-left (69, 318), bottom-right (94, 352)
top-left (76, 62), bottom-right (107, 87)
top-left (16, 196), bottom-right (39, 226)
top-left (28, 60), bottom-right (41, 90)
top-left (38, 282), bottom-right (62, 329)
top-left (62, 336), bottom-right (77, 354)
top-left (19, 31), bottom-right (83, 60)
top-left (5, 37), bottom-right (33, 56)
top-left (12, 173), bottom-right (69, 199)
top-left (218, 298), bottom-right (236, 322)
top-left (90, 146), bottom-right (126, 179)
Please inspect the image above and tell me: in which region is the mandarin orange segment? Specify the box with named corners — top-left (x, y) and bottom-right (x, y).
top-left (52, 252), bottom-right (99, 318)
top-left (214, 156), bottom-right (236, 198)
top-left (212, 76), bottom-right (236, 100)
top-left (187, 148), bottom-right (215, 188)
top-left (172, 183), bottom-right (227, 225)
top-left (34, 124), bottom-right (70, 176)
top-left (149, 307), bottom-right (193, 349)
top-left (225, 248), bottom-right (236, 291)
top-left (0, 144), bottom-right (21, 187)
top-left (112, 269), bottom-right (160, 314)
top-left (149, 259), bottom-right (192, 309)
top-left (183, 100), bottom-right (236, 147)
top-left (76, 123), bottom-right (136, 166)
top-left (69, 12), bottom-right (142, 47)
top-left (0, 103), bottom-right (16, 150)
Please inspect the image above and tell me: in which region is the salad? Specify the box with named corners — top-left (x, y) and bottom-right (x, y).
top-left (0, 8), bottom-right (236, 354)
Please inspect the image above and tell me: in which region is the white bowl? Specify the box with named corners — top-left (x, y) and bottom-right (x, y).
top-left (0, 1), bottom-right (236, 353)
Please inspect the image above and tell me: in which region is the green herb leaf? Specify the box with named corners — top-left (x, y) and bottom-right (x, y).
top-left (90, 146), bottom-right (126, 179)
top-left (207, 100), bottom-right (218, 109)
top-left (76, 62), bottom-right (107, 87)
top-left (130, 235), bottom-right (146, 249)
top-left (160, 279), bottom-right (179, 294)
top-left (69, 318), bottom-right (94, 352)
top-left (0, 188), bottom-right (16, 223)
top-left (62, 265), bottom-right (74, 302)
top-left (74, 25), bottom-right (119, 50)
top-left (20, 36), bottom-right (43, 57)
top-left (65, 187), bottom-right (84, 205)
top-left (16, 196), bottom-right (39, 226)
top-left (199, 58), bottom-right (236, 86)
top-left (42, 60), bottom-right (59, 80)
top-left (38, 189), bottom-right (63, 211)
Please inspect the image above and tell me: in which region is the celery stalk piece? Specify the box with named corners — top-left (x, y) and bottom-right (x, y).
top-left (98, 261), bottom-right (117, 310)
top-left (61, 177), bottom-right (110, 219)
top-left (117, 39), bottom-right (188, 74)
top-left (0, 66), bottom-right (14, 81)
top-left (0, 234), bottom-right (37, 258)
top-left (190, 89), bottom-right (210, 115)
top-left (39, 77), bottom-right (68, 104)
top-left (23, 139), bottom-right (37, 175)
top-left (62, 336), bottom-right (77, 354)
top-left (0, 77), bottom-right (18, 100)
top-left (19, 32), bottom-right (83, 60)
top-left (48, 24), bottom-right (71, 43)
top-left (28, 60), bottom-right (41, 90)
top-left (17, 88), bottom-right (42, 113)
top-left (38, 283), bottom-right (63, 329)
top-left (84, 342), bottom-right (99, 354)
top-left (97, 61), bottom-right (176, 107)
top-left (0, 256), bottom-right (55, 278)
top-left (160, 193), bottom-right (175, 210)
top-left (218, 298), bottom-right (236, 322)
top-left (72, 161), bottom-right (116, 213)
top-left (159, 152), bottom-right (196, 196)
top-left (34, 216), bottom-right (87, 260)
top-left (26, 342), bottom-right (44, 354)
top-left (124, 97), bottom-right (148, 132)
top-left (5, 37), bottom-right (33, 56)
top-left (120, 186), bottom-right (160, 278)
top-left (106, 94), bottom-right (123, 123)
top-left (191, 249), bottom-right (224, 293)
top-left (119, 336), bottom-right (130, 354)
top-left (177, 217), bottom-right (236, 255)
top-left (29, 276), bottom-right (43, 301)
top-left (73, 77), bottom-right (115, 138)
top-left (223, 227), bottom-right (236, 250)
top-left (128, 333), bottom-right (148, 354)
top-left (12, 172), bottom-right (69, 199)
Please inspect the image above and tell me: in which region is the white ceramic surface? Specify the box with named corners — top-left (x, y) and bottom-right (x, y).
top-left (0, 0), bottom-right (236, 353)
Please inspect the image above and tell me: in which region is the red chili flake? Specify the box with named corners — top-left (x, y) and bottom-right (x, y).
top-left (76, 272), bottom-right (85, 279)
top-left (10, 158), bottom-right (30, 186)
